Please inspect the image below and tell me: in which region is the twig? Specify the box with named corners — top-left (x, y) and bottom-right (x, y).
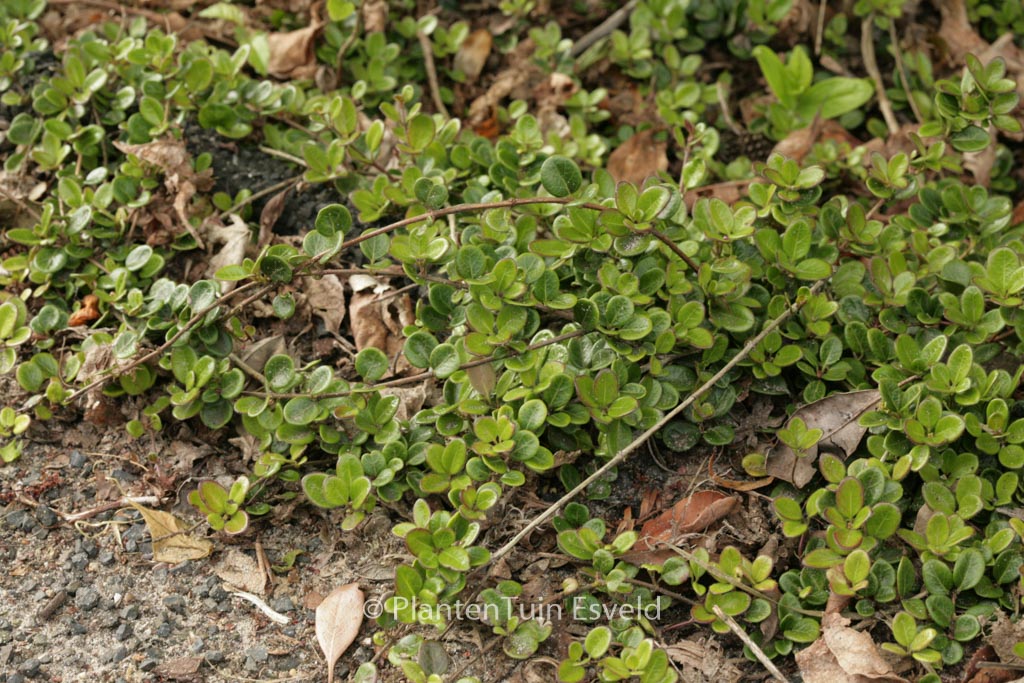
top-left (489, 281), bottom-right (826, 563)
top-left (243, 329), bottom-right (588, 399)
top-left (711, 605), bottom-right (789, 682)
top-left (216, 174), bottom-right (304, 221)
top-left (61, 281), bottom-right (261, 405)
top-left (60, 495), bottom-right (163, 523)
top-left (815, 0), bottom-right (827, 56)
top-left (651, 229), bottom-right (699, 272)
top-left (417, 32), bottom-right (450, 119)
top-left (888, 21), bottom-right (924, 124)
top-left (570, 0), bottom-right (641, 57)
top-left (232, 591), bottom-right (290, 625)
top-left (861, 14), bottom-right (899, 136)
top-left (257, 146), bottom-right (308, 167)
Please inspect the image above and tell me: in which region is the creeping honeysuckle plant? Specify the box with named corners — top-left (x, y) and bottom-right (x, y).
top-left (3, 0), bottom-right (1024, 680)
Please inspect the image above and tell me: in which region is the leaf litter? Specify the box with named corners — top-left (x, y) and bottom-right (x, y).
top-left (315, 582), bottom-right (365, 683)
top-left (767, 389), bottom-right (881, 487)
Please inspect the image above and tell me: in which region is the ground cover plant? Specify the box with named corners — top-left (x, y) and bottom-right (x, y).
top-left (2, 0), bottom-right (1024, 680)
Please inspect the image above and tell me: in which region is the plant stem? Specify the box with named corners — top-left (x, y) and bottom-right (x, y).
top-left (489, 281), bottom-right (827, 564)
top-left (711, 605), bottom-right (790, 682)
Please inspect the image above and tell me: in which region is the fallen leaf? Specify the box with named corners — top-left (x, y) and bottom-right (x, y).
top-left (766, 389), bottom-right (881, 488)
top-left (214, 548), bottom-right (267, 595)
top-left (606, 128), bottom-right (669, 187)
top-left (468, 39), bottom-right (543, 127)
top-left (963, 645), bottom-right (1019, 683)
top-left (316, 583), bottom-right (365, 683)
top-left (349, 275), bottom-right (414, 375)
top-left (153, 656), bottom-right (203, 680)
top-left (796, 612), bottom-right (907, 682)
top-left (267, 23), bottom-right (322, 79)
top-left (129, 502), bottom-right (212, 563)
top-left (362, 0), bottom-right (388, 33)
top-left (988, 611), bottom-right (1024, 666)
top-left (258, 185), bottom-right (292, 246)
top-left (67, 294), bottom-right (100, 327)
top-left (665, 637), bottom-right (743, 681)
top-left (633, 490), bottom-right (738, 551)
top-left (207, 214), bottom-right (252, 292)
top-left (304, 274), bottom-right (347, 335)
top-left (683, 179), bottom-right (753, 210)
top-left (453, 28), bottom-right (492, 83)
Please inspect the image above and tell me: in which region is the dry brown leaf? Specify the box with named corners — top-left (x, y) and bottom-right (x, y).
top-left (989, 612), bottom-right (1024, 665)
top-left (607, 129), bottom-right (668, 187)
top-left (153, 656), bottom-right (203, 680)
top-left (937, 0), bottom-right (1024, 101)
top-left (349, 274), bottom-right (413, 374)
top-left (115, 137), bottom-right (211, 248)
top-left (362, 0), bottom-right (388, 33)
top-left (665, 637), bottom-right (743, 681)
top-left (766, 389), bottom-right (881, 488)
top-left (453, 28), bottom-right (492, 83)
top-left (207, 215), bottom-right (252, 292)
top-left (468, 39), bottom-right (542, 126)
top-left (258, 186), bottom-right (292, 246)
top-left (214, 548), bottom-right (267, 595)
top-left (315, 583), bottom-right (365, 683)
top-left (796, 612), bottom-right (907, 683)
top-left (304, 274), bottom-right (347, 335)
top-left (129, 502), bottom-right (212, 563)
top-left (67, 294), bottom-right (100, 327)
top-left (267, 23), bottom-right (322, 79)
top-left (632, 490), bottom-right (738, 552)
top-left (683, 179), bottom-right (753, 210)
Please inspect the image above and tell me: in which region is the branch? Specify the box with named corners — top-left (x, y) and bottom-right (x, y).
top-left (489, 280), bottom-right (827, 564)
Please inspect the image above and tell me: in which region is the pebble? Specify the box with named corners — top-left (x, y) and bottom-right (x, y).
top-left (74, 587), bottom-right (100, 611)
top-left (205, 651), bottom-right (225, 664)
top-left (8, 674), bottom-right (25, 683)
top-left (17, 658), bottom-right (40, 676)
top-left (270, 597), bottom-right (294, 613)
top-left (115, 623), bottom-right (132, 641)
top-left (140, 658), bottom-right (158, 672)
top-left (155, 621), bottom-right (173, 638)
top-left (162, 595), bottom-right (187, 615)
top-left (34, 507), bottom-right (58, 527)
top-left (120, 605), bottom-right (140, 620)
top-left (104, 646), bottom-right (128, 664)
top-left (69, 450), bottom-right (87, 468)
top-left (190, 638), bottom-right (204, 654)
top-left (98, 550), bottom-right (114, 566)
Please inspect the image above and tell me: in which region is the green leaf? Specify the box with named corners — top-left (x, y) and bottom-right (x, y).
top-left (406, 114), bottom-right (436, 152)
top-left (952, 549), bottom-right (984, 591)
top-left (283, 397), bottom-right (320, 425)
top-left (315, 204), bottom-right (352, 236)
top-left (797, 77), bottom-right (874, 119)
top-left (540, 156), bottom-right (582, 198)
top-left (355, 347), bottom-right (389, 382)
top-left (950, 125), bottom-right (990, 153)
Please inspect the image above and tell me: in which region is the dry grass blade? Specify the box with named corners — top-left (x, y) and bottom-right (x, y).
top-left (315, 583), bottom-right (365, 683)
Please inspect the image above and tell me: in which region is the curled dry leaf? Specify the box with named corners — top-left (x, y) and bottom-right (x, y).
top-left (67, 294), bottom-right (100, 327)
top-left (453, 28), bottom-right (492, 83)
top-left (631, 490), bottom-right (738, 552)
top-left (315, 583), bottom-right (365, 683)
top-left (766, 389), bottom-right (881, 488)
top-left (267, 23), bottom-right (322, 80)
top-left (258, 186), bottom-right (292, 246)
top-left (796, 612), bottom-right (907, 683)
top-left (606, 128), bottom-right (669, 187)
top-left (129, 502), bottom-right (212, 563)
top-left (362, 0), bottom-right (388, 33)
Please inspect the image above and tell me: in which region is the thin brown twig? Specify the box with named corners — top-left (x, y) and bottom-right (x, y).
top-left (417, 32), bottom-right (450, 119)
top-left (570, 0), bottom-right (641, 57)
top-left (62, 281), bottom-right (261, 405)
top-left (650, 229), bottom-right (699, 272)
top-left (489, 281), bottom-right (826, 563)
top-left (888, 21), bottom-right (924, 124)
top-left (861, 14), bottom-right (900, 136)
top-left (711, 605), bottom-right (789, 682)
top-left (216, 174), bottom-right (304, 222)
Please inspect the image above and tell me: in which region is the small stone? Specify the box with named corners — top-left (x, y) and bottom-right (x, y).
top-left (275, 655), bottom-right (301, 671)
top-left (105, 646), bottom-right (128, 664)
top-left (69, 450), bottom-right (87, 468)
top-left (17, 658), bottom-right (40, 676)
top-left (270, 597), bottom-right (294, 613)
top-left (120, 605), bottom-right (140, 620)
top-left (74, 587), bottom-right (100, 611)
top-left (98, 550), bottom-right (115, 566)
top-left (245, 647), bottom-right (268, 663)
top-left (35, 507), bottom-right (58, 527)
top-left (8, 673), bottom-right (25, 683)
top-left (162, 594), bottom-right (187, 615)
top-left (205, 651), bottom-right (225, 664)
top-left (115, 623), bottom-right (132, 641)
top-left (190, 638), bottom-right (204, 654)
top-left (68, 621), bottom-right (87, 635)
top-left (140, 658), bottom-right (158, 672)
top-left (208, 585), bottom-right (228, 600)
top-left (155, 621), bottom-right (173, 638)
